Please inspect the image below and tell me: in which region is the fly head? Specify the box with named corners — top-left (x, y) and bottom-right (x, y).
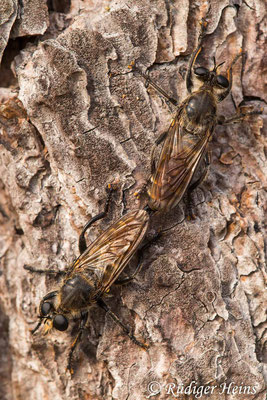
top-left (193, 57), bottom-right (230, 102)
top-left (31, 291), bottom-right (69, 335)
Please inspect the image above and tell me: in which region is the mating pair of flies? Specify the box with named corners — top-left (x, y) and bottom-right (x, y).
top-left (25, 16), bottom-right (261, 373)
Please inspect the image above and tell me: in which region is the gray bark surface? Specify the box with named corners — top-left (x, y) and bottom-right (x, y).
top-left (0, 1), bottom-right (266, 399)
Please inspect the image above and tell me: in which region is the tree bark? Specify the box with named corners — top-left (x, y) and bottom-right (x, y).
top-left (0, 1), bottom-right (266, 399)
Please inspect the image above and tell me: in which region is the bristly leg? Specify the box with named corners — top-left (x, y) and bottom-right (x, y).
top-left (66, 311), bottom-right (88, 374)
top-left (78, 184), bottom-right (116, 254)
top-left (186, 151), bottom-right (211, 220)
top-left (150, 130), bottom-right (169, 175)
top-left (114, 229), bottom-right (160, 285)
top-left (131, 64), bottom-right (178, 106)
top-left (217, 109), bottom-right (262, 125)
top-left (133, 129), bottom-right (169, 203)
top-left (97, 298), bottom-right (149, 350)
top-left (186, 6), bottom-right (211, 93)
top-left (24, 265), bottom-right (66, 276)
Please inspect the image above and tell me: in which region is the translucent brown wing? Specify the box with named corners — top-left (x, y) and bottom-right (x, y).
top-left (71, 209), bottom-right (149, 296)
top-left (148, 115), bottom-right (214, 211)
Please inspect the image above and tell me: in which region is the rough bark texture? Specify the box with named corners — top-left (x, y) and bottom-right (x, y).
top-left (0, 1), bottom-right (266, 399)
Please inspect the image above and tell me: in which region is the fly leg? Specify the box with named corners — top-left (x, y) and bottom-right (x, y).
top-left (114, 259), bottom-right (144, 285)
top-left (114, 254), bottom-right (143, 285)
top-left (134, 130), bottom-right (168, 202)
top-left (150, 130), bottom-right (168, 175)
top-left (24, 265), bottom-right (66, 275)
top-left (186, 7), bottom-right (210, 93)
top-left (79, 184), bottom-right (115, 254)
top-left (97, 298), bottom-right (148, 350)
top-left (42, 290), bottom-right (58, 301)
top-left (132, 65), bottom-right (178, 106)
top-left (66, 311), bottom-right (88, 374)
top-left (186, 151), bottom-right (211, 219)
top-left (25, 186), bottom-right (116, 275)
top-left (217, 109), bottom-right (262, 125)
top-left (114, 231), bottom-right (160, 285)
top-left (136, 130), bottom-right (169, 201)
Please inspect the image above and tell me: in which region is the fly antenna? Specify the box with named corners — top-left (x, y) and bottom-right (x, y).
top-left (215, 61), bottom-right (225, 72)
top-left (213, 56), bottom-right (216, 71)
top-left (31, 316), bottom-right (47, 334)
top-left (212, 56), bottom-right (225, 72)
top-left (31, 319), bottom-right (43, 334)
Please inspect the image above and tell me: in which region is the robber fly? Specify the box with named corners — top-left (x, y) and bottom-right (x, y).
top-left (134, 13), bottom-right (261, 213)
top-left (25, 187), bottom-right (150, 373)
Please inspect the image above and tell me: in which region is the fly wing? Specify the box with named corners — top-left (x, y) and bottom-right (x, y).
top-left (71, 209), bottom-right (149, 295)
top-left (148, 115), bottom-right (214, 211)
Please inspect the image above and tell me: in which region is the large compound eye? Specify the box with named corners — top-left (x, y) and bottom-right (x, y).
top-left (41, 302), bottom-right (53, 316)
top-left (194, 67), bottom-right (209, 77)
top-left (53, 314), bottom-right (69, 331)
top-left (216, 75), bottom-right (229, 88)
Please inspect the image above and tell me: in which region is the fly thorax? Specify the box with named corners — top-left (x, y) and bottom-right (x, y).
top-left (184, 91), bottom-right (216, 130)
top-left (59, 274), bottom-right (95, 312)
